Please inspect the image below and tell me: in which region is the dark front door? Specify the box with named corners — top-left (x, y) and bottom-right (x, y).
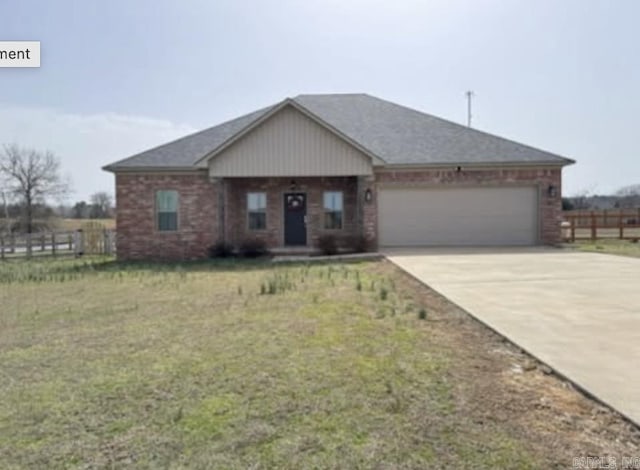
top-left (284, 193), bottom-right (306, 246)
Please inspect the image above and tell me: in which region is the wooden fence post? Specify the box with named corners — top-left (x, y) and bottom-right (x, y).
top-left (0, 236), bottom-right (4, 260)
top-left (10, 233), bottom-right (15, 254)
top-left (26, 233), bottom-right (32, 258)
top-left (103, 230), bottom-right (109, 255)
top-left (619, 210), bottom-right (624, 240)
top-left (590, 211), bottom-right (597, 240)
top-left (52, 233), bottom-right (56, 256)
top-left (104, 230), bottom-right (114, 255)
top-left (74, 230), bottom-right (84, 257)
top-left (41, 233), bottom-right (46, 251)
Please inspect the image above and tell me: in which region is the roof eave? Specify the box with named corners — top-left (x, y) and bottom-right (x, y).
top-left (377, 159), bottom-right (575, 170)
top-left (102, 165), bottom-right (204, 173)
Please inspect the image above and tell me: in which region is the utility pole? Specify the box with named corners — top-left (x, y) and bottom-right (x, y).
top-left (465, 90), bottom-right (474, 127)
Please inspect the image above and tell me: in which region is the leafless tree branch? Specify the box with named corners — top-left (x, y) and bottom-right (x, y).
top-left (0, 144), bottom-right (71, 233)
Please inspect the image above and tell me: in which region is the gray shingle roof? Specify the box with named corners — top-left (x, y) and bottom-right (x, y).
top-left (293, 94), bottom-right (572, 166)
top-left (103, 105), bottom-right (274, 170)
top-left (104, 94), bottom-right (572, 171)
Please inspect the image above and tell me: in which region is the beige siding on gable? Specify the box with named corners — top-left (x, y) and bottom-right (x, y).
top-left (208, 105), bottom-right (373, 177)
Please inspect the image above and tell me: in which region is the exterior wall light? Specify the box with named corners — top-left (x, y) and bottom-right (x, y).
top-left (548, 185), bottom-right (557, 198)
top-left (364, 188), bottom-right (372, 203)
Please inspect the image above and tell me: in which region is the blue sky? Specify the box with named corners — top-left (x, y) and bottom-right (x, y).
top-left (1, 0), bottom-right (638, 201)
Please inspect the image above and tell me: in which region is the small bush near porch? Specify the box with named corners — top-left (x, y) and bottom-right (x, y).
top-left (0, 258), bottom-right (637, 468)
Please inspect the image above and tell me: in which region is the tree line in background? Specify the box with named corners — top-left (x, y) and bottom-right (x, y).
top-left (563, 184), bottom-right (640, 211)
top-left (0, 144), bottom-right (113, 234)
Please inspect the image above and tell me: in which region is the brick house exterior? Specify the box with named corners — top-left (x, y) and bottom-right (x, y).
top-left (106, 94), bottom-right (574, 260)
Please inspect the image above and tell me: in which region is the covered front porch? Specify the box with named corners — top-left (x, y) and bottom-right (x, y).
top-left (213, 176), bottom-right (375, 251)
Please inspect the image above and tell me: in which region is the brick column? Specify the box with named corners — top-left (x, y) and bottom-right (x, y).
top-left (359, 175), bottom-right (377, 250)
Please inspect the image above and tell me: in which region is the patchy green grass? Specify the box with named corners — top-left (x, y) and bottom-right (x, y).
top-left (0, 257), bottom-right (636, 468)
top-left (569, 239), bottom-right (640, 258)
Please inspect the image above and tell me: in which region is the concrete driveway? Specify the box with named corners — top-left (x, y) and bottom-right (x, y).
top-left (385, 247), bottom-right (640, 425)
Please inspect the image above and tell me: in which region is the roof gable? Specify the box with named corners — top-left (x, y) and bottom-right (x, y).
top-left (208, 103), bottom-right (373, 177)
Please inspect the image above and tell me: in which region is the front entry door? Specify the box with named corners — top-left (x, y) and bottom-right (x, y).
top-left (284, 193), bottom-right (307, 246)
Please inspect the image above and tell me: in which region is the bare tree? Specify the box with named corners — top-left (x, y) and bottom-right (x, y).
top-left (615, 184), bottom-right (640, 209)
top-left (568, 189), bottom-right (593, 210)
top-left (89, 191), bottom-right (113, 218)
top-left (0, 144), bottom-right (70, 233)
top-left (0, 190), bottom-right (9, 234)
top-left (615, 184), bottom-right (640, 197)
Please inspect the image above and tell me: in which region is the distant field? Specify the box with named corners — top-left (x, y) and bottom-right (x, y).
top-left (0, 218), bottom-right (115, 233)
top-left (56, 218), bottom-right (115, 231)
top-left (0, 257), bottom-right (637, 468)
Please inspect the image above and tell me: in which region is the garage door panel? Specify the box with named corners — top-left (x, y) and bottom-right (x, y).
top-left (379, 187), bottom-right (538, 246)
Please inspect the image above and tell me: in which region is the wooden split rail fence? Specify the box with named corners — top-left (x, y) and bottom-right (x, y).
top-left (562, 209), bottom-right (640, 242)
top-left (0, 229), bottom-right (115, 259)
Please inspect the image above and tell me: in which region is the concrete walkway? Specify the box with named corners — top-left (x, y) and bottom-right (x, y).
top-left (385, 247), bottom-right (640, 426)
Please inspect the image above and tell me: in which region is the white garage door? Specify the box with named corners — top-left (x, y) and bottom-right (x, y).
top-left (378, 186), bottom-right (538, 246)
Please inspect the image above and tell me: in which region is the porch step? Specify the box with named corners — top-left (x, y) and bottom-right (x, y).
top-left (270, 247), bottom-right (318, 256)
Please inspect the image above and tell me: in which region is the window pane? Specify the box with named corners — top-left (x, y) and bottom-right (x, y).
top-left (248, 192), bottom-right (266, 211)
top-left (158, 212), bottom-right (177, 231)
top-left (157, 190), bottom-right (178, 212)
top-left (248, 192), bottom-right (267, 230)
top-left (324, 211), bottom-right (343, 230)
top-left (323, 191), bottom-right (343, 211)
top-left (248, 212), bottom-right (266, 230)
top-left (323, 192), bottom-right (343, 229)
top-left (156, 190), bottom-right (178, 231)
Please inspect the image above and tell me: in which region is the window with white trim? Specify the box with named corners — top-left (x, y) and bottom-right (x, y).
top-left (323, 191), bottom-right (343, 229)
top-left (156, 190), bottom-right (178, 231)
top-left (247, 192), bottom-right (267, 230)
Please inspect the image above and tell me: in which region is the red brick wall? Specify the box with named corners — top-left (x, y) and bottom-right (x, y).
top-left (371, 167), bottom-right (563, 245)
top-left (114, 167), bottom-right (565, 260)
top-left (225, 177), bottom-right (359, 247)
top-left (358, 175), bottom-right (377, 247)
top-left (115, 172), bottom-right (218, 260)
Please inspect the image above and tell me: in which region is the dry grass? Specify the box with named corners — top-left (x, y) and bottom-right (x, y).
top-left (568, 239), bottom-right (640, 258)
top-left (56, 218), bottom-right (116, 231)
top-left (0, 257), bottom-right (638, 468)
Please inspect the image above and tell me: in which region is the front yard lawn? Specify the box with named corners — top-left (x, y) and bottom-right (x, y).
top-left (0, 257), bottom-right (638, 468)
top-left (568, 239), bottom-right (640, 258)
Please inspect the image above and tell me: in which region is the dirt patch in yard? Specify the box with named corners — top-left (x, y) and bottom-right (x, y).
top-left (379, 259), bottom-right (640, 467)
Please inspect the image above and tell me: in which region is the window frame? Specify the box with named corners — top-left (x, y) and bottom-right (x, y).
top-left (247, 192), bottom-right (267, 231)
top-left (323, 191), bottom-right (344, 230)
top-left (155, 189), bottom-right (179, 232)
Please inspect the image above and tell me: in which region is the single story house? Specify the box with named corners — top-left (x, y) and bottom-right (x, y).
top-left (103, 93), bottom-right (574, 260)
